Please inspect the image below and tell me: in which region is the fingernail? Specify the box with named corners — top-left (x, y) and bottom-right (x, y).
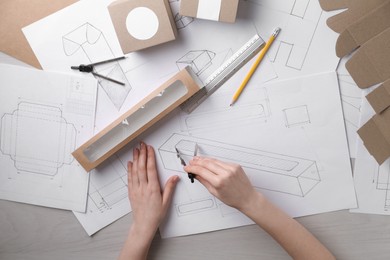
top-left (193, 156), bottom-right (200, 160)
top-left (173, 175), bottom-right (180, 182)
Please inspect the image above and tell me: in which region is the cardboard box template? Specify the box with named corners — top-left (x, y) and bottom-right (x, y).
top-left (108, 0), bottom-right (177, 53)
top-left (358, 80), bottom-right (390, 164)
top-left (336, 1), bottom-right (390, 58)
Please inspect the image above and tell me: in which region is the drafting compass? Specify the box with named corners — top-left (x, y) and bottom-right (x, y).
top-left (71, 56), bottom-right (126, 85)
top-left (175, 144), bottom-right (198, 183)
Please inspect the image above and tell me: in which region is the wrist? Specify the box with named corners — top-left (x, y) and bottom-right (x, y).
top-left (239, 192), bottom-right (268, 219)
top-left (129, 222), bottom-right (157, 245)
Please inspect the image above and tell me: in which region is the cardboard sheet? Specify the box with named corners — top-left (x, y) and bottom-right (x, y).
top-left (0, 0), bottom-right (77, 69)
top-left (325, 0), bottom-right (389, 33)
top-left (358, 80), bottom-right (390, 164)
top-left (180, 0), bottom-right (239, 23)
top-left (346, 27), bottom-right (390, 89)
top-left (336, 1), bottom-right (390, 57)
top-left (319, 0), bottom-right (348, 11)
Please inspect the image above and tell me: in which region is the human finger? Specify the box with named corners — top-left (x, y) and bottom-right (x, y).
top-left (131, 148), bottom-right (140, 186)
top-left (127, 161), bottom-right (133, 188)
top-left (162, 175), bottom-right (179, 213)
top-left (146, 145), bottom-right (159, 187)
top-left (184, 164), bottom-right (219, 187)
top-left (194, 175), bottom-right (216, 196)
top-left (137, 142), bottom-right (148, 184)
top-left (189, 157), bottom-right (229, 176)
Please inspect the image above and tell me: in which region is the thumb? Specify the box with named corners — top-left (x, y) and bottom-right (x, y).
top-left (162, 175), bottom-right (179, 211)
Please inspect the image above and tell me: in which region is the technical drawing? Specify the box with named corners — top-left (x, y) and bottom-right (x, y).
top-left (62, 23), bottom-right (131, 110)
top-left (176, 50), bottom-right (216, 76)
top-left (245, 0), bottom-right (323, 71)
top-left (88, 156), bottom-right (128, 213)
top-left (179, 87), bottom-right (270, 134)
top-left (283, 105), bottom-right (311, 128)
top-left (0, 102), bottom-right (76, 176)
top-left (174, 13), bottom-right (194, 30)
top-left (159, 133), bottom-right (321, 197)
top-left (175, 197), bottom-right (217, 216)
top-left (375, 162), bottom-right (390, 211)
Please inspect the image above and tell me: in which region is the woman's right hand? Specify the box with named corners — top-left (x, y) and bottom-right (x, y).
top-left (184, 156), bottom-right (263, 214)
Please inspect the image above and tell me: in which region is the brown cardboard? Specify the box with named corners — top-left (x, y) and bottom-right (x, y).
top-left (108, 0), bottom-right (177, 53)
top-left (180, 0), bottom-right (239, 23)
top-left (72, 67), bottom-right (202, 171)
top-left (345, 28), bottom-right (390, 89)
top-left (336, 1), bottom-right (390, 57)
top-left (0, 0), bottom-right (77, 69)
top-left (358, 80), bottom-right (390, 164)
top-left (366, 80), bottom-right (390, 114)
top-left (319, 0), bottom-right (348, 11)
top-left (358, 107), bottom-right (390, 165)
top-left (326, 0), bottom-right (388, 33)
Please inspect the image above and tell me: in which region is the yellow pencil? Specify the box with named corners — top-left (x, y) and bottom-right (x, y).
top-left (230, 28), bottom-right (281, 106)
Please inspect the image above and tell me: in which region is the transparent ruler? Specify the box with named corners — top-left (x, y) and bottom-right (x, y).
top-left (180, 34), bottom-right (265, 113)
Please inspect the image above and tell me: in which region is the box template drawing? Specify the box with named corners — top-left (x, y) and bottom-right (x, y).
top-left (0, 102), bottom-right (76, 176)
top-left (179, 0), bottom-right (239, 23)
top-left (72, 67), bottom-right (202, 172)
top-left (108, 0), bottom-right (177, 53)
top-left (159, 134), bottom-right (321, 197)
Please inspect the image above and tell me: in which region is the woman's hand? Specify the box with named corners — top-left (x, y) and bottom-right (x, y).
top-left (128, 142), bottom-right (179, 236)
top-left (184, 156), bottom-right (261, 214)
top-left (120, 142), bottom-right (179, 260)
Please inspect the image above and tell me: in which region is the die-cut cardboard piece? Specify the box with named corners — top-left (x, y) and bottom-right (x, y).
top-left (336, 1), bottom-right (390, 57)
top-left (108, 0), bottom-right (177, 53)
top-left (358, 81), bottom-right (390, 166)
top-left (345, 28), bottom-right (390, 89)
top-left (318, 0), bottom-right (348, 11)
top-left (366, 79), bottom-right (390, 115)
top-left (325, 0), bottom-right (388, 33)
top-left (72, 67), bottom-right (202, 172)
top-left (358, 109), bottom-right (390, 165)
top-left (180, 0), bottom-right (239, 23)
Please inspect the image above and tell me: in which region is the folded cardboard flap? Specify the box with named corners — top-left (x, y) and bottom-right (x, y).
top-left (326, 0), bottom-right (388, 33)
top-left (358, 110), bottom-right (390, 165)
top-left (318, 0), bottom-right (348, 11)
top-left (346, 27), bottom-right (390, 89)
top-left (180, 0), bottom-right (239, 23)
top-left (72, 67), bottom-right (202, 172)
top-left (336, 1), bottom-right (390, 57)
top-left (366, 80), bottom-right (390, 114)
top-left (108, 0), bottom-right (177, 53)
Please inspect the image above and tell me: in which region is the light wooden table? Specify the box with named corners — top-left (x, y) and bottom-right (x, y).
top-left (1, 53), bottom-right (390, 260)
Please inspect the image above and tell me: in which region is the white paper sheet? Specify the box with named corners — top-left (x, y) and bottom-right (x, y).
top-left (136, 72), bottom-right (356, 238)
top-left (23, 0), bottom-right (343, 236)
top-left (336, 56), bottom-right (363, 158)
top-left (350, 89), bottom-right (390, 215)
top-left (0, 64), bottom-right (97, 212)
top-left (73, 155), bottom-right (130, 235)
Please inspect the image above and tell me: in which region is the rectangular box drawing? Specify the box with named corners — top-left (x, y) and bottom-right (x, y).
top-left (159, 133), bottom-right (320, 197)
top-left (283, 105), bottom-right (311, 128)
top-left (1, 102), bottom-right (76, 176)
top-left (291, 0), bottom-right (310, 18)
top-left (176, 50), bottom-right (216, 76)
